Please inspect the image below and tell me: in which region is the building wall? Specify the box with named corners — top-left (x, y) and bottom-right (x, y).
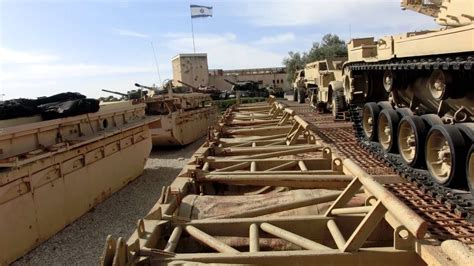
top-left (171, 53), bottom-right (289, 91)
top-left (172, 54), bottom-right (209, 88)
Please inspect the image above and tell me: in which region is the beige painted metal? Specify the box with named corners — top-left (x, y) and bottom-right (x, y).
top-left (440, 240), bottom-right (474, 265)
top-left (98, 100), bottom-right (449, 266)
top-left (0, 101), bottom-right (156, 265)
top-left (344, 0), bottom-right (474, 118)
top-left (146, 93), bottom-right (217, 146)
top-left (303, 58), bottom-right (346, 110)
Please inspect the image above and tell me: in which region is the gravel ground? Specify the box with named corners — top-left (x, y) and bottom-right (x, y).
top-left (14, 138), bottom-right (205, 265)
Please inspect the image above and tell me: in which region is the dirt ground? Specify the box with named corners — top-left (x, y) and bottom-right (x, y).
top-left (14, 139), bottom-right (204, 265)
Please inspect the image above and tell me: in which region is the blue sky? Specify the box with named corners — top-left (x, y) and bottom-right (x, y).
top-left (0, 0), bottom-right (437, 100)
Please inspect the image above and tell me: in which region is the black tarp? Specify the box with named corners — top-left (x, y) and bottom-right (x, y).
top-left (0, 92), bottom-right (100, 121)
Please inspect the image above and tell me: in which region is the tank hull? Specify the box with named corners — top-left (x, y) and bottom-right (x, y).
top-left (343, 23), bottom-right (474, 192)
top-left (0, 102), bottom-right (155, 264)
top-left (150, 106), bottom-right (217, 146)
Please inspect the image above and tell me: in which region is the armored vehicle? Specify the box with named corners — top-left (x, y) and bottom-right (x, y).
top-left (303, 58), bottom-right (346, 114)
top-left (341, 0), bottom-right (473, 192)
top-left (131, 83), bottom-right (217, 146)
top-left (224, 79), bottom-right (270, 98)
top-left (176, 80), bottom-right (221, 100)
top-left (266, 85), bottom-right (285, 98)
top-left (292, 69), bottom-right (306, 103)
top-left (0, 93), bottom-right (156, 264)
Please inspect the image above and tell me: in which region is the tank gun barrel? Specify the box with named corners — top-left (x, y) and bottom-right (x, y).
top-left (224, 79), bottom-right (238, 86)
top-left (176, 80), bottom-right (198, 90)
top-left (134, 83), bottom-right (156, 91)
top-left (102, 89), bottom-right (128, 97)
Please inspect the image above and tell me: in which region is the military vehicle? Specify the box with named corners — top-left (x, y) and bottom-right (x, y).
top-left (0, 93), bottom-right (157, 264)
top-left (266, 85), bottom-right (285, 98)
top-left (176, 80), bottom-right (221, 100)
top-left (303, 58), bottom-right (346, 115)
top-left (224, 79), bottom-right (270, 98)
top-left (128, 82), bottom-right (217, 146)
top-left (340, 0), bottom-right (473, 192)
top-left (292, 69), bottom-right (306, 103)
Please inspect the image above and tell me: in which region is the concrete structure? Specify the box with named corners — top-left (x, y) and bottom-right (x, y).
top-left (209, 67), bottom-right (289, 91)
top-left (172, 54), bottom-right (209, 88)
top-left (171, 53), bottom-right (289, 91)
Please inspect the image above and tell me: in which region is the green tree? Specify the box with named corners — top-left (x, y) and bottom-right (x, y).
top-left (283, 34), bottom-right (347, 85)
top-left (282, 51), bottom-right (305, 84)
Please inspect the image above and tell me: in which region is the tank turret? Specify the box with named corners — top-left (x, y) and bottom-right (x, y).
top-left (401, 0), bottom-right (473, 26)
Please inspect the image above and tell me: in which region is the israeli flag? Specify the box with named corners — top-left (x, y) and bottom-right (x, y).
top-left (190, 5), bottom-right (213, 18)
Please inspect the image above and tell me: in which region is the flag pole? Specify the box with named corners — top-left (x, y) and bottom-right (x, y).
top-left (191, 17), bottom-right (196, 53)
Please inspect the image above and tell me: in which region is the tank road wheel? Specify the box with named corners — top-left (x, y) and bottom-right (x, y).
top-left (377, 109), bottom-right (401, 153)
top-left (397, 116), bottom-right (428, 167)
top-left (362, 102), bottom-right (381, 141)
top-left (468, 146), bottom-right (474, 195)
top-left (425, 125), bottom-right (467, 187)
top-left (428, 70), bottom-right (449, 100)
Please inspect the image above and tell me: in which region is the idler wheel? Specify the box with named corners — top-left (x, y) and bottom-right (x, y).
top-left (425, 125), bottom-right (467, 187)
top-left (468, 145), bottom-right (474, 195)
top-left (377, 109), bottom-right (400, 153)
top-left (398, 116), bottom-right (428, 167)
top-left (362, 102), bottom-right (380, 141)
top-left (428, 69), bottom-right (450, 100)
top-left (383, 70), bottom-right (394, 92)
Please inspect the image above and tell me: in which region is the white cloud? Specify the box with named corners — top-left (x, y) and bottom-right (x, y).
top-left (237, 0), bottom-right (437, 33)
top-left (254, 33), bottom-right (295, 45)
top-left (0, 47), bottom-right (58, 64)
top-left (113, 28), bottom-right (150, 38)
top-left (0, 47), bottom-right (169, 99)
top-left (164, 32), bottom-right (285, 69)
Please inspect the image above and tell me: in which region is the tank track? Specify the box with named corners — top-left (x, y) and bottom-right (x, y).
top-left (348, 104), bottom-right (474, 220)
top-left (346, 54), bottom-right (472, 71)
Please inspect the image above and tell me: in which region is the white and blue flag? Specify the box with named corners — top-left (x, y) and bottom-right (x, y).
top-left (190, 5), bottom-right (213, 18)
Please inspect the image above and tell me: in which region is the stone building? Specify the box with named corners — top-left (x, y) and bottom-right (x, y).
top-left (208, 67), bottom-right (289, 91)
top-left (171, 53), bottom-right (289, 90)
top-left (171, 53), bottom-right (209, 88)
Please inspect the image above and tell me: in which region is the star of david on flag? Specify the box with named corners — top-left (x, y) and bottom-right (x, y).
top-left (190, 5), bottom-right (213, 18)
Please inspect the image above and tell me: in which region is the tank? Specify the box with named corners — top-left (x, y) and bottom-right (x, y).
top-left (224, 79), bottom-right (270, 98)
top-left (176, 80), bottom-right (221, 100)
top-left (0, 95), bottom-right (156, 264)
top-left (136, 83), bottom-right (217, 146)
top-left (341, 0), bottom-right (473, 192)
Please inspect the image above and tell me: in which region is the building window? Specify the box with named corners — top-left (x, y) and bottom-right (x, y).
top-left (273, 80), bottom-right (275, 84)
top-left (276, 80), bottom-right (280, 84)
top-left (281, 79), bottom-right (284, 83)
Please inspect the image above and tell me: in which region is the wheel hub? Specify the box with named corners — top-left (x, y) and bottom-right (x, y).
top-left (398, 120), bottom-right (417, 164)
top-left (427, 131), bottom-right (452, 183)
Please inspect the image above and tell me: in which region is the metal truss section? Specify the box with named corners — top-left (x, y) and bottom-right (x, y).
top-left (100, 98), bottom-right (474, 265)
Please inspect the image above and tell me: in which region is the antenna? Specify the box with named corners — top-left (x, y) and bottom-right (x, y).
top-left (150, 41), bottom-right (162, 85)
